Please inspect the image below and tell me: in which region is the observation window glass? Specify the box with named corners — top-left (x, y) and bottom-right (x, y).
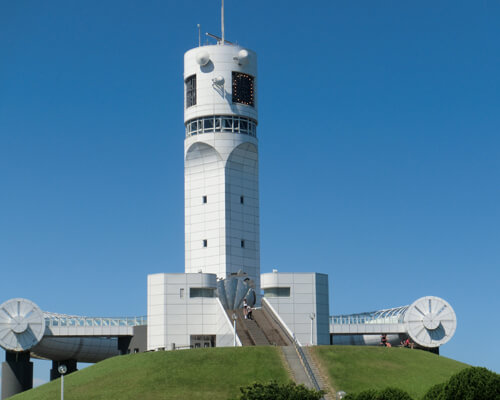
top-left (223, 118), bottom-right (232, 131)
top-left (204, 118), bottom-right (213, 131)
top-left (232, 72), bottom-right (255, 106)
top-left (240, 120), bottom-right (248, 132)
top-left (185, 75), bottom-right (197, 108)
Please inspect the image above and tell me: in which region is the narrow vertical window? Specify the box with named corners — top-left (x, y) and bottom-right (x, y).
top-left (203, 239), bottom-right (208, 248)
top-left (241, 240), bottom-right (245, 248)
top-left (240, 196), bottom-right (244, 204)
top-left (203, 196), bottom-right (207, 204)
top-left (185, 75), bottom-right (197, 108)
top-left (180, 288), bottom-right (184, 298)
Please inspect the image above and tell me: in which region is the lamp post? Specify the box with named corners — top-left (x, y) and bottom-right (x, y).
top-left (58, 364), bottom-right (67, 400)
top-left (232, 313), bottom-right (237, 346)
top-left (309, 313), bottom-right (316, 346)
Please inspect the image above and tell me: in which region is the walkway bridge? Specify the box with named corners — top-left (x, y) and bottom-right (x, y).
top-left (330, 296), bottom-right (457, 349)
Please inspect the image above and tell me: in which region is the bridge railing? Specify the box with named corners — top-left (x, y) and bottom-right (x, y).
top-left (44, 315), bottom-right (147, 328)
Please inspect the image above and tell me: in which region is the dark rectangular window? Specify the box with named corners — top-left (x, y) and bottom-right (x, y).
top-left (264, 287), bottom-right (291, 298)
top-left (241, 240), bottom-right (245, 248)
top-left (185, 75), bottom-right (196, 108)
top-left (203, 239), bottom-right (208, 247)
top-left (190, 288), bottom-right (215, 298)
top-left (203, 196), bottom-right (207, 204)
top-left (232, 72), bottom-right (254, 107)
top-left (240, 196), bottom-right (244, 204)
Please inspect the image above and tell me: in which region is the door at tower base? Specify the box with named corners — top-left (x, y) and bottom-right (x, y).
top-left (147, 273), bottom-right (240, 351)
top-left (261, 272), bottom-right (330, 346)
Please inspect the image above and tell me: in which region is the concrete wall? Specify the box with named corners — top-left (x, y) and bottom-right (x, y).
top-left (147, 273), bottom-right (238, 350)
top-left (261, 272), bottom-right (330, 345)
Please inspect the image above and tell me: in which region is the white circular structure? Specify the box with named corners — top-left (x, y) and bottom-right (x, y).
top-left (404, 296), bottom-right (457, 347)
top-left (195, 50), bottom-right (210, 66)
top-left (0, 298), bottom-right (45, 351)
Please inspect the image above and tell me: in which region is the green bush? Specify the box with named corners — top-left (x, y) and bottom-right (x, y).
top-left (344, 387), bottom-right (413, 400)
top-left (344, 389), bottom-right (378, 400)
top-left (236, 381), bottom-right (325, 400)
top-left (377, 387), bottom-right (414, 400)
top-left (421, 382), bottom-right (445, 400)
top-left (434, 367), bottom-right (500, 400)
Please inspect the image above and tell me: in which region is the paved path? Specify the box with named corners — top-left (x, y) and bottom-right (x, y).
top-left (281, 346), bottom-right (314, 388)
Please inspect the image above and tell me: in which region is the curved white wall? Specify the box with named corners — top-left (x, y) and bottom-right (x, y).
top-left (184, 45), bottom-right (258, 123)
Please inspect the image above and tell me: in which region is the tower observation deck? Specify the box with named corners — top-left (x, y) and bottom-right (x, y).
top-left (183, 43), bottom-right (260, 293)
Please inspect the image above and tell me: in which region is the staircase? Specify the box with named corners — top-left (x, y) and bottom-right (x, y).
top-left (227, 306), bottom-right (331, 399)
top-left (227, 307), bottom-right (292, 346)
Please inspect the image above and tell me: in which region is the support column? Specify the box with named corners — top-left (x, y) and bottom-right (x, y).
top-left (50, 360), bottom-right (78, 381)
top-left (1, 351), bottom-right (33, 400)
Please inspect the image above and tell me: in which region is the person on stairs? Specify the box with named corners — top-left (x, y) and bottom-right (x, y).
top-left (243, 298), bottom-right (248, 319)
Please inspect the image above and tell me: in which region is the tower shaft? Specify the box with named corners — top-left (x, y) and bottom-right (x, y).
top-left (183, 44), bottom-right (260, 289)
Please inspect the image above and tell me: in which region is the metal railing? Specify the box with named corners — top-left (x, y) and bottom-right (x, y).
top-left (293, 339), bottom-right (322, 392)
top-left (261, 299), bottom-right (322, 394)
top-left (330, 305), bottom-right (409, 326)
top-left (44, 314), bottom-right (147, 328)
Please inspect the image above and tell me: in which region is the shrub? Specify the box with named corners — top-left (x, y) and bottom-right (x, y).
top-left (421, 382), bottom-right (445, 400)
top-left (344, 387), bottom-right (413, 400)
top-left (236, 380), bottom-right (325, 400)
top-left (438, 367), bottom-right (500, 400)
top-left (344, 389), bottom-right (378, 399)
top-left (376, 387), bottom-right (413, 400)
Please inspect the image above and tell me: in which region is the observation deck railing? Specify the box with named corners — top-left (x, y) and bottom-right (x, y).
top-left (43, 314), bottom-right (147, 337)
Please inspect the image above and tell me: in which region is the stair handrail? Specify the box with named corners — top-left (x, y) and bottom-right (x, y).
top-left (294, 342), bottom-right (322, 392)
top-left (261, 298), bottom-right (299, 346)
top-left (261, 299), bottom-right (322, 393)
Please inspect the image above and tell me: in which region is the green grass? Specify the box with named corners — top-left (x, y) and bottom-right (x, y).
top-left (312, 345), bottom-right (469, 399)
top-left (11, 346), bottom-right (470, 400)
top-left (11, 347), bottom-right (290, 400)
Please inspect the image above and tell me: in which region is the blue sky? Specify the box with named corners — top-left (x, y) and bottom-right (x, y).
top-left (1, 0), bottom-right (499, 385)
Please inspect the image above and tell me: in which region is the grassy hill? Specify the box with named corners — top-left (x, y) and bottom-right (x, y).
top-left (312, 346), bottom-right (469, 399)
top-left (11, 347), bottom-right (289, 400)
top-left (11, 346), bottom-right (468, 400)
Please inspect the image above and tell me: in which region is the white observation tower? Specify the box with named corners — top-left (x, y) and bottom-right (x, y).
top-left (183, 39), bottom-right (260, 293)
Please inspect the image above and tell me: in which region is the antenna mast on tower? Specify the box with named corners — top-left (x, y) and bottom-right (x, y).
top-left (221, 0), bottom-right (225, 45)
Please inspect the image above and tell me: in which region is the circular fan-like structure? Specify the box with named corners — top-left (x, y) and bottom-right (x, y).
top-left (404, 296), bottom-right (456, 348)
top-left (217, 272), bottom-right (256, 310)
top-left (0, 298), bottom-right (45, 352)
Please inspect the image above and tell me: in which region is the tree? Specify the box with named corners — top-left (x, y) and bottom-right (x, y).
top-left (236, 381), bottom-right (325, 400)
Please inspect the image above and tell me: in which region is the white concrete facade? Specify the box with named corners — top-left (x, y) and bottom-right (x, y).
top-left (184, 44), bottom-right (260, 292)
top-left (261, 272), bottom-right (330, 346)
top-left (147, 273), bottom-right (238, 351)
